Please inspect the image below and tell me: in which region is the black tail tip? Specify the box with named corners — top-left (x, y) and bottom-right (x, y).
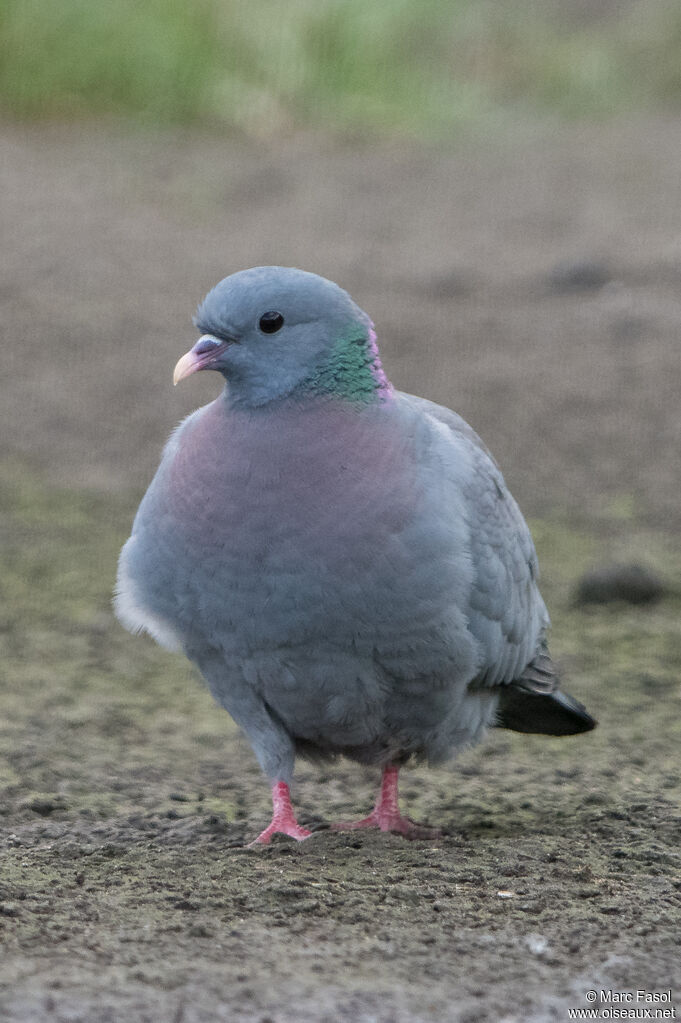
top-left (495, 684), bottom-right (597, 736)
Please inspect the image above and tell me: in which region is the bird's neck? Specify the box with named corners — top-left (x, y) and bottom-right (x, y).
top-left (297, 327), bottom-right (392, 405)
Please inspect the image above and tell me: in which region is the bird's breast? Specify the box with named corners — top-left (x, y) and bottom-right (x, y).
top-left (166, 399), bottom-right (419, 570)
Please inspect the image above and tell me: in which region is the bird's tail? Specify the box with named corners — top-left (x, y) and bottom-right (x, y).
top-left (494, 649), bottom-right (597, 736)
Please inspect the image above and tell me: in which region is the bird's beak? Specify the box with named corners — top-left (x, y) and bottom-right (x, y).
top-left (173, 335), bottom-right (230, 385)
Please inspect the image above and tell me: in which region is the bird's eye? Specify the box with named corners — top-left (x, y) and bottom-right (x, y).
top-left (258, 311), bottom-right (284, 334)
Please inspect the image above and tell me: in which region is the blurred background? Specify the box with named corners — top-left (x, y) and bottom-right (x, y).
top-left (4, 0), bottom-right (681, 133)
top-left (2, 3), bottom-right (680, 1021)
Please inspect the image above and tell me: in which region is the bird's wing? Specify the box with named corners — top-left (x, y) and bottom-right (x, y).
top-left (400, 393), bottom-right (549, 687)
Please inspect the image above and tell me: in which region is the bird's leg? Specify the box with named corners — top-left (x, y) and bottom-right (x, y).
top-left (333, 764), bottom-right (441, 839)
top-left (249, 781), bottom-right (312, 846)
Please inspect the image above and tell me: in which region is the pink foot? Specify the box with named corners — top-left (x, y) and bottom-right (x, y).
top-left (333, 808), bottom-right (440, 839)
top-left (249, 781), bottom-right (312, 847)
top-left (332, 765), bottom-right (441, 840)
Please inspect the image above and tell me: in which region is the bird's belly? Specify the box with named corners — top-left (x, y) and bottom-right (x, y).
top-left (168, 480), bottom-right (445, 659)
top-left (257, 655), bottom-right (497, 762)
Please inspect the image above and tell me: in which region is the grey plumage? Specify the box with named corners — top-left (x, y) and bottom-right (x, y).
top-left (115, 266), bottom-right (595, 842)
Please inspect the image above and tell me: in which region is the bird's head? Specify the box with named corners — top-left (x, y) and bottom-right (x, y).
top-left (173, 266), bottom-right (391, 408)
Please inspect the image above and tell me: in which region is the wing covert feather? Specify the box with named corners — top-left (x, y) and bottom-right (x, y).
top-left (401, 393), bottom-right (549, 686)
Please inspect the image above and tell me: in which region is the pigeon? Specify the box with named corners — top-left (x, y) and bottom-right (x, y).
top-left (115, 266), bottom-right (596, 845)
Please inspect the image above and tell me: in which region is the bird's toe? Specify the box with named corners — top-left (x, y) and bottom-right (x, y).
top-left (248, 821), bottom-right (312, 847)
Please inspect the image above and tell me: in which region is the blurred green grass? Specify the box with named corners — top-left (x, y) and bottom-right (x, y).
top-left (2, 0), bottom-right (681, 137)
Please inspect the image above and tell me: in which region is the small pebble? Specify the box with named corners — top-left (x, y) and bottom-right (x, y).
top-left (525, 934), bottom-right (549, 955)
top-left (574, 563), bottom-right (666, 606)
top-left (547, 258), bottom-right (610, 293)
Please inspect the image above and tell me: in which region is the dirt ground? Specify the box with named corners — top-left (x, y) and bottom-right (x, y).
top-left (1, 117), bottom-right (680, 1022)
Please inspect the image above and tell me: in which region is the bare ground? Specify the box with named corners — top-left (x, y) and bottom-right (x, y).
top-left (1, 117), bottom-right (680, 1022)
